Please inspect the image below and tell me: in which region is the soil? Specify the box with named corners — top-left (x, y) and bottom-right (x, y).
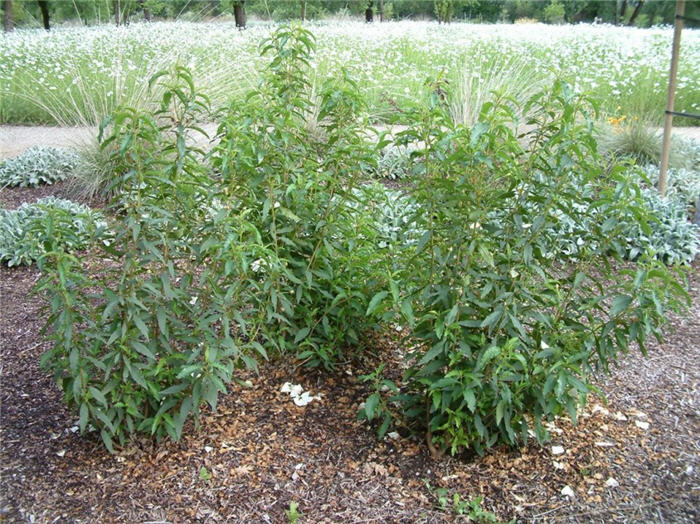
top-left (0, 127), bottom-right (699, 522)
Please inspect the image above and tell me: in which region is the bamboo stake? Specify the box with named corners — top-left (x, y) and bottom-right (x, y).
top-left (658, 0), bottom-right (685, 197)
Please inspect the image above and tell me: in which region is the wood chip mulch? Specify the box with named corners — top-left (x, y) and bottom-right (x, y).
top-left (1, 183), bottom-right (698, 523)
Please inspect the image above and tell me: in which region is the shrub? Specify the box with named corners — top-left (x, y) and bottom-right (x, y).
top-left (211, 24), bottom-right (384, 369)
top-left (517, 168), bottom-right (699, 265)
top-left (363, 80), bottom-right (689, 455)
top-left (621, 188), bottom-right (699, 265)
top-left (640, 164), bottom-right (700, 211)
top-left (36, 67), bottom-right (263, 451)
top-left (0, 197), bottom-right (105, 266)
top-left (0, 146), bottom-right (79, 187)
top-left (37, 26), bottom-right (386, 451)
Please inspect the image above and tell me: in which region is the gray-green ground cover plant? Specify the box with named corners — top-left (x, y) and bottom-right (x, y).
top-left (0, 197), bottom-right (104, 266)
top-left (0, 146), bottom-right (79, 187)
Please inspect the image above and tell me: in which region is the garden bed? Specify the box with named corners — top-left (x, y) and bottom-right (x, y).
top-left (0, 245), bottom-right (697, 522)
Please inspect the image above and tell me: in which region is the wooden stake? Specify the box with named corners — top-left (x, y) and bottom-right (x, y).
top-left (658, 0), bottom-right (685, 197)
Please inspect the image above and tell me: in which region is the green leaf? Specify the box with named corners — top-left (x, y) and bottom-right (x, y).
top-left (364, 393), bottom-right (380, 421)
top-left (79, 402), bottom-right (89, 433)
top-left (480, 309), bottom-right (501, 329)
top-left (610, 295), bottom-right (633, 317)
top-left (100, 429), bottom-right (114, 453)
top-left (294, 327), bottom-right (310, 344)
top-left (366, 291), bottom-right (388, 316)
top-left (88, 386), bottom-right (107, 407)
top-left (476, 346), bottom-right (501, 372)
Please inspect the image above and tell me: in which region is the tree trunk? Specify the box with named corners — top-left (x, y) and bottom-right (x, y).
top-left (234, 1), bottom-right (246, 29)
top-left (378, 0), bottom-right (384, 22)
top-left (619, 0), bottom-right (628, 23)
top-left (365, 1), bottom-right (373, 23)
top-left (37, 0), bottom-right (49, 30)
top-left (300, 0), bottom-right (306, 21)
top-left (138, 0), bottom-right (153, 22)
top-left (114, 0), bottom-right (121, 25)
top-left (627, 1), bottom-right (645, 26)
top-left (4, 0), bottom-right (13, 32)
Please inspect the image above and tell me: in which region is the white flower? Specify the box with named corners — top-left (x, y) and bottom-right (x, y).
top-left (189, 296), bottom-right (198, 305)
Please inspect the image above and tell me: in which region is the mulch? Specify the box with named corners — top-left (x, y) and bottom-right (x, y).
top-left (0, 181), bottom-right (698, 523)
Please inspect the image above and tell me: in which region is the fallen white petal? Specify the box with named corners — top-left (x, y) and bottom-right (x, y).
top-left (605, 477), bottom-right (619, 488)
top-left (553, 460), bottom-right (565, 470)
top-left (635, 420), bottom-right (650, 430)
top-left (592, 404), bottom-right (610, 416)
top-left (552, 445), bottom-right (565, 455)
top-left (56, 450), bottom-right (66, 457)
top-left (293, 392), bottom-right (314, 406)
top-left (613, 411), bottom-right (628, 421)
top-left (595, 441), bottom-right (615, 447)
top-left (289, 384), bottom-right (304, 398)
top-left (561, 485), bottom-right (575, 498)
top-left (387, 432), bottom-right (400, 440)
top-left (204, 446), bottom-right (213, 453)
top-left (280, 382), bottom-right (293, 394)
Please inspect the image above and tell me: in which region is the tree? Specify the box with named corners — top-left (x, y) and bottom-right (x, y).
top-left (139, 0), bottom-right (151, 21)
top-left (627, 0), bottom-right (644, 26)
top-left (435, 0), bottom-right (455, 23)
top-left (37, 0), bottom-right (49, 30)
top-left (233, 0), bottom-right (246, 28)
top-left (3, 0), bottom-right (12, 32)
top-left (544, 0), bottom-right (566, 23)
top-left (365, 0), bottom-right (373, 22)
top-left (300, 0), bottom-right (306, 20)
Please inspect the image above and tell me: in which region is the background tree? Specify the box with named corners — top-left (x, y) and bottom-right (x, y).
top-left (365, 0), bottom-right (373, 22)
top-left (3, 0), bottom-right (12, 31)
top-left (37, 0), bottom-right (49, 30)
top-left (233, 0), bottom-right (246, 28)
top-left (435, 0), bottom-right (455, 23)
top-left (544, 0), bottom-right (566, 23)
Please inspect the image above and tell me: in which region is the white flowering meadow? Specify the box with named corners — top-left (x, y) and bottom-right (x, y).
top-left (1, 20), bottom-right (698, 125)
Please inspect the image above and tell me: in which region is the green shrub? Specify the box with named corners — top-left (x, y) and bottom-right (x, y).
top-left (211, 24), bottom-right (384, 369)
top-left (36, 67), bottom-right (264, 451)
top-left (513, 168), bottom-right (699, 265)
top-left (0, 197), bottom-right (105, 266)
top-left (640, 164), bottom-right (700, 210)
top-left (0, 146), bottom-right (79, 187)
top-left (37, 25), bottom-right (386, 452)
top-left (363, 80), bottom-right (689, 455)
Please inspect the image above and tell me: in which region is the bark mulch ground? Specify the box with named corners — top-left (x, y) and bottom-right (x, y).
top-left (1, 183), bottom-right (698, 523)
